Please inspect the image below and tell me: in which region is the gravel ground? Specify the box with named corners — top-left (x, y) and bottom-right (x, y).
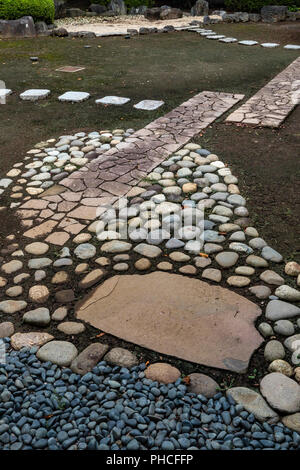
top-left (0, 338), bottom-right (299, 451)
top-left (55, 15), bottom-right (213, 35)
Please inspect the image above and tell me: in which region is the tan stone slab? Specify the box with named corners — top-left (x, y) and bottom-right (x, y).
top-left (76, 272), bottom-right (263, 373)
top-left (226, 57), bottom-right (300, 128)
top-left (23, 220), bottom-right (58, 239)
top-left (45, 231), bottom-right (70, 246)
top-left (68, 206), bottom-right (98, 220)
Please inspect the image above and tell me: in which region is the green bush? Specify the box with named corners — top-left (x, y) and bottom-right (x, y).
top-left (0, 0), bottom-right (55, 24)
top-left (225, 0), bottom-right (300, 13)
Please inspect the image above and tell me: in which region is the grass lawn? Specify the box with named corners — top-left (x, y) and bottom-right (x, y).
top-left (0, 24), bottom-right (299, 175)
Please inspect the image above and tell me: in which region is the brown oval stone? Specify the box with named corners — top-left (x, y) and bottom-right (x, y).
top-left (134, 258), bottom-right (152, 271)
top-left (104, 347), bottom-right (138, 368)
top-left (268, 359), bottom-right (293, 377)
top-left (78, 269), bottom-right (105, 289)
top-left (285, 261), bottom-right (300, 277)
top-left (70, 343), bottom-right (109, 375)
top-left (0, 276), bottom-right (7, 288)
top-left (11, 332), bottom-right (54, 350)
top-left (57, 322), bottom-right (85, 335)
top-left (51, 271), bottom-right (69, 284)
top-left (145, 363), bottom-right (181, 384)
top-left (187, 373), bottom-right (219, 398)
top-left (28, 285), bottom-right (50, 303)
top-left (0, 321), bottom-right (14, 338)
top-left (227, 276), bottom-right (251, 287)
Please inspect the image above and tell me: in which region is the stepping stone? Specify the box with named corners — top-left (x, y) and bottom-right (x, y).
top-left (76, 272), bottom-right (263, 373)
top-left (207, 35), bottom-right (226, 40)
top-left (58, 91), bottom-right (90, 103)
top-left (0, 88), bottom-right (12, 103)
top-left (219, 37), bottom-right (237, 43)
top-left (134, 100), bottom-right (164, 111)
top-left (238, 40), bottom-right (258, 46)
top-left (20, 89), bottom-right (50, 101)
top-left (284, 45), bottom-right (300, 50)
top-left (56, 66), bottom-right (85, 73)
top-left (261, 43), bottom-right (280, 48)
top-left (95, 96), bottom-right (130, 105)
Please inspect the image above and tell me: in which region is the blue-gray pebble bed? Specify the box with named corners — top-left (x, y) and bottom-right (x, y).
top-left (0, 339), bottom-right (299, 451)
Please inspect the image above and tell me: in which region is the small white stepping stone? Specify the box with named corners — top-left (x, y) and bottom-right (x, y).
top-left (20, 89), bottom-right (50, 101)
top-left (261, 43), bottom-right (280, 48)
top-left (207, 35), bottom-right (226, 40)
top-left (284, 44), bottom-right (300, 50)
top-left (238, 40), bottom-right (258, 46)
top-left (58, 91), bottom-right (90, 103)
top-left (134, 100), bottom-right (164, 111)
top-left (201, 31), bottom-right (215, 36)
top-left (95, 96), bottom-right (130, 105)
top-left (219, 37), bottom-right (237, 43)
top-left (0, 88), bottom-right (12, 103)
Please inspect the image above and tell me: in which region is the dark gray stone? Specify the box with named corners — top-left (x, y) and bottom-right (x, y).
top-left (89, 4), bottom-right (107, 15)
top-left (144, 7), bottom-right (161, 21)
top-left (54, 0), bottom-right (66, 19)
top-left (191, 0), bottom-right (209, 16)
top-left (35, 22), bottom-right (48, 35)
top-left (261, 5), bottom-right (288, 23)
top-left (0, 16), bottom-right (36, 39)
top-left (108, 0), bottom-right (127, 15)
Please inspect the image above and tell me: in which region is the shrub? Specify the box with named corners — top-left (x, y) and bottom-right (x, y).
top-left (225, 0), bottom-right (300, 13)
top-left (0, 0), bottom-right (55, 24)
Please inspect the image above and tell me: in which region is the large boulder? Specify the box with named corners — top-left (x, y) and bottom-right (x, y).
top-left (66, 8), bottom-right (86, 18)
top-left (108, 0), bottom-right (127, 15)
top-left (0, 16), bottom-right (36, 39)
top-left (144, 7), bottom-right (161, 21)
top-left (35, 21), bottom-right (48, 35)
top-left (89, 4), bottom-right (107, 15)
top-left (54, 0), bottom-right (66, 19)
top-left (160, 8), bottom-right (183, 20)
top-left (191, 0), bottom-right (209, 16)
top-left (261, 5), bottom-right (288, 23)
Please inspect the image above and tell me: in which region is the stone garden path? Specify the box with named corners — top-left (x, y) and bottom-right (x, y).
top-left (226, 56), bottom-right (300, 127)
top-left (0, 87), bottom-right (299, 368)
top-left (20, 91), bottom-right (244, 243)
top-left (1, 82), bottom-right (300, 429)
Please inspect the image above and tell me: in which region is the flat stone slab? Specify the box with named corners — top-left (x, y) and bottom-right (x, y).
top-left (238, 40), bottom-right (258, 46)
top-left (219, 37), bottom-right (237, 43)
top-left (56, 66), bottom-right (86, 73)
top-left (207, 35), bottom-right (226, 40)
top-left (58, 91), bottom-right (90, 103)
top-left (0, 88), bottom-right (12, 103)
top-left (95, 96), bottom-right (130, 105)
top-left (261, 43), bottom-right (280, 48)
top-left (284, 45), bottom-right (300, 50)
top-left (134, 100), bottom-right (165, 111)
top-left (76, 272), bottom-right (263, 373)
top-left (20, 89), bottom-right (50, 101)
